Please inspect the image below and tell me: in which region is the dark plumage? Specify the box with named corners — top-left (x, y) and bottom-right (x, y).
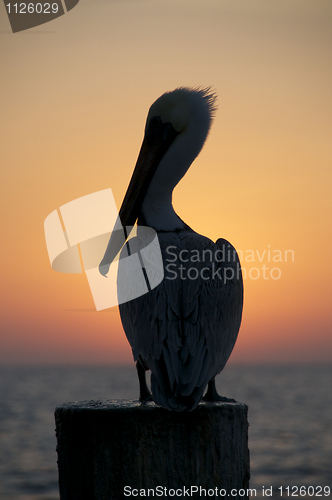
top-left (100, 87), bottom-right (243, 411)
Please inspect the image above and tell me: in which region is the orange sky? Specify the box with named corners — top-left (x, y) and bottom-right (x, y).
top-left (0, 0), bottom-right (331, 365)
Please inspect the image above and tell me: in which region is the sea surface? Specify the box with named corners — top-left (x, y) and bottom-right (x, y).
top-left (0, 364), bottom-right (331, 499)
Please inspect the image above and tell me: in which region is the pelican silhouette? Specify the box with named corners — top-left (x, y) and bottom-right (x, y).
top-left (100, 87), bottom-right (243, 411)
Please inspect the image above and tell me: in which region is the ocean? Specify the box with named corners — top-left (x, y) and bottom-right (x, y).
top-left (0, 364), bottom-right (331, 499)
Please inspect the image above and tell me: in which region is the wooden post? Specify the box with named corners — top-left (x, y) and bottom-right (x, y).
top-left (55, 399), bottom-right (250, 500)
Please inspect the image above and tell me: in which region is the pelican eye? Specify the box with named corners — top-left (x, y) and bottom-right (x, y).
top-left (145, 115), bottom-right (179, 144)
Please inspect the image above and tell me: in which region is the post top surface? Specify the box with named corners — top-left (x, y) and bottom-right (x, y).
top-left (55, 399), bottom-right (248, 414)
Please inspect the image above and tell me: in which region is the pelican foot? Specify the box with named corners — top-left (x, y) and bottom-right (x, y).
top-left (139, 392), bottom-right (153, 403)
top-left (203, 377), bottom-right (237, 403)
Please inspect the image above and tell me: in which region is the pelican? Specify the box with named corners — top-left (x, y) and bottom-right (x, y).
top-left (100, 87), bottom-right (243, 411)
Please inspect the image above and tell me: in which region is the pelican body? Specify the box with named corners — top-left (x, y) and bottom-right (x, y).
top-left (100, 87), bottom-right (243, 411)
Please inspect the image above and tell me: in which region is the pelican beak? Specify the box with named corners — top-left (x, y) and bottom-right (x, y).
top-left (99, 116), bottom-right (178, 276)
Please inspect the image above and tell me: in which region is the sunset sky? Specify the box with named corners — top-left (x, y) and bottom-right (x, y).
top-left (1, 0), bottom-right (331, 365)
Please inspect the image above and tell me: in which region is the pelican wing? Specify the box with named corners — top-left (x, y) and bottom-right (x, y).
top-left (119, 230), bottom-right (243, 411)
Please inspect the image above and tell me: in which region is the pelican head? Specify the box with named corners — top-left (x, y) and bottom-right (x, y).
top-left (146, 86), bottom-right (216, 134)
top-left (100, 87), bottom-right (217, 275)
